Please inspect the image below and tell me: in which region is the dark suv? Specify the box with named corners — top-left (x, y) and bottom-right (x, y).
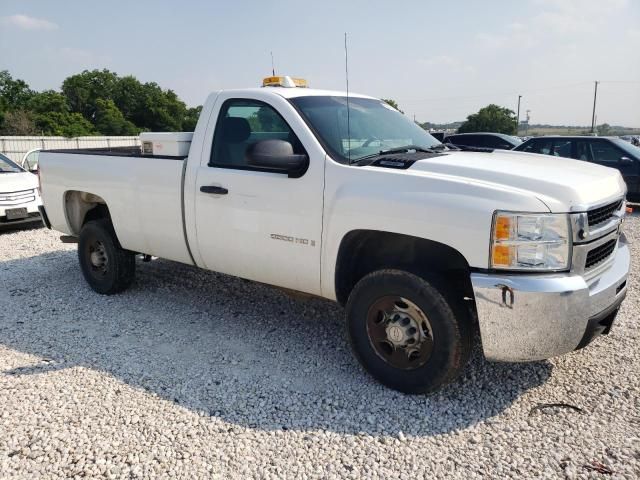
top-left (514, 136), bottom-right (640, 200)
top-left (444, 132), bottom-right (522, 150)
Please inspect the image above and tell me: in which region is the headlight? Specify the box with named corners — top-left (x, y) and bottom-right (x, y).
top-left (490, 211), bottom-right (571, 271)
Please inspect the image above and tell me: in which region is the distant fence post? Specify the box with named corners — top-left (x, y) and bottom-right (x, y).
top-left (76, 138), bottom-right (80, 148)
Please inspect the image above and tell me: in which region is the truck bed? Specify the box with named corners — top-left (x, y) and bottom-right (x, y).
top-left (39, 148), bottom-right (193, 265)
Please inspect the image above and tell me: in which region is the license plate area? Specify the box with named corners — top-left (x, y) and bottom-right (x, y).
top-left (5, 207), bottom-right (28, 220)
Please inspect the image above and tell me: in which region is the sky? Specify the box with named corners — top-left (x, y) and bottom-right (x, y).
top-left (1, 0), bottom-right (639, 127)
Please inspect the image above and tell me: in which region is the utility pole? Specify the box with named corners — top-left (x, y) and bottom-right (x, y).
top-left (516, 95), bottom-right (522, 136)
top-left (591, 81), bottom-right (599, 134)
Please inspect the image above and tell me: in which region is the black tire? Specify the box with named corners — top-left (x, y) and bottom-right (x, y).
top-left (346, 269), bottom-right (472, 394)
top-left (78, 219), bottom-right (135, 295)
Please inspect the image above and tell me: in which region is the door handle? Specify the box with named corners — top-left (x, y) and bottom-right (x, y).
top-left (200, 185), bottom-right (228, 195)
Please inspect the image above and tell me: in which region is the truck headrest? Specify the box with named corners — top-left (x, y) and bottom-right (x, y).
top-left (220, 117), bottom-right (251, 143)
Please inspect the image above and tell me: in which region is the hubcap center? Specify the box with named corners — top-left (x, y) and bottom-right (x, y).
top-left (89, 242), bottom-right (107, 269)
top-left (384, 313), bottom-right (421, 348)
top-left (387, 325), bottom-right (406, 344)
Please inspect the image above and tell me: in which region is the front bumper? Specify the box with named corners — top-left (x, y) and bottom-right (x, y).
top-left (471, 237), bottom-right (630, 362)
top-left (0, 212), bottom-right (42, 229)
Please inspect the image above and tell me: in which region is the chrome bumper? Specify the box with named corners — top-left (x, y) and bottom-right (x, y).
top-left (471, 237), bottom-right (630, 362)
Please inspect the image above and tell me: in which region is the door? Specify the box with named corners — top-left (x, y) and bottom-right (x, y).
top-left (579, 139), bottom-right (639, 194)
top-left (192, 95), bottom-right (325, 295)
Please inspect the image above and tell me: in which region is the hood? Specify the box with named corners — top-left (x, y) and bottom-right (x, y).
top-left (407, 150), bottom-right (626, 212)
top-left (0, 172), bottom-right (39, 193)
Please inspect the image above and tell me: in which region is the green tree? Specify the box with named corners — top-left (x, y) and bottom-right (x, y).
top-left (458, 104), bottom-right (517, 135)
top-left (381, 98), bottom-right (404, 114)
top-left (61, 69), bottom-right (119, 120)
top-left (184, 106), bottom-right (203, 131)
top-left (33, 112), bottom-right (95, 136)
top-left (1, 68), bottom-right (202, 136)
top-left (0, 110), bottom-right (37, 135)
top-left (596, 123), bottom-right (611, 136)
top-left (26, 90), bottom-right (95, 136)
top-left (0, 70), bottom-right (34, 110)
top-left (28, 90), bottom-right (69, 114)
top-left (94, 99), bottom-right (138, 135)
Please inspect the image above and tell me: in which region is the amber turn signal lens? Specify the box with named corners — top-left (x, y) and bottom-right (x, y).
top-left (492, 245), bottom-right (513, 266)
top-left (495, 216), bottom-right (511, 240)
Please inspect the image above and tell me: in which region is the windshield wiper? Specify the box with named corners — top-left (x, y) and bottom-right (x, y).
top-left (379, 145), bottom-right (441, 155)
top-left (352, 145), bottom-right (441, 164)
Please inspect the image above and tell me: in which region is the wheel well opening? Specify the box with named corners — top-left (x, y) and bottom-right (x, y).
top-left (64, 190), bottom-right (111, 235)
top-left (335, 230), bottom-right (474, 306)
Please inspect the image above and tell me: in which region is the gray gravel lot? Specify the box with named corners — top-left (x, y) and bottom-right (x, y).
top-left (0, 215), bottom-right (639, 479)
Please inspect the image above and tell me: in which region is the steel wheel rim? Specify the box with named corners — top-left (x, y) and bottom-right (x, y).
top-left (88, 239), bottom-right (108, 276)
top-left (366, 296), bottom-right (434, 370)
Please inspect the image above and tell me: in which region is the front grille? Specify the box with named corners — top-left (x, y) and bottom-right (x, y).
top-left (0, 189), bottom-right (36, 206)
top-left (587, 200), bottom-right (622, 227)
top-left (585, 239), bottom-right (617, 269)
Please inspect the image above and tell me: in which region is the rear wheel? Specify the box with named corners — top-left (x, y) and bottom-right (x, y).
top-left (346, 269), bottom-right (472, 393)
top-left (78, 219), bottom-right (135, 294)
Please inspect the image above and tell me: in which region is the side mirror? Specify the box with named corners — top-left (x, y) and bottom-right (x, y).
top-left (620, 156), bottom-right (634, 165)
top-left (246, 139), bottom-right (308, 178)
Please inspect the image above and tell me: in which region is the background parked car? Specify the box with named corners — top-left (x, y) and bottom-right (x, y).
top-left (514, 136), bottom-right (640, 200)
top-left (429, 131), bottom-right (446, 142)
top-left (0, 153), bottom-right (42, 229)
top-left (444, 132), bottom-right (522, 150)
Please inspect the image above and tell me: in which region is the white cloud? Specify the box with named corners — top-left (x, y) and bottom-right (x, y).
top-left (0, 14), bottom-right (58, 31)
top-left (475, 30), bottom-right (536, 50)
top-left (531, 0), bottom-right (629, 35)
top-left (422, 55), bottom-right (476, 74)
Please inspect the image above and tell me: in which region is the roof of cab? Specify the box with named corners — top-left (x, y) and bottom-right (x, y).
top-left (219, 87), bottom-right (376, 100)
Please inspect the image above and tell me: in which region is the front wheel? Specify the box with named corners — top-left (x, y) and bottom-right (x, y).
top-left (346, 269), bottom-right (472, 394)
top-left (78, 219), bottom-right (135, 295)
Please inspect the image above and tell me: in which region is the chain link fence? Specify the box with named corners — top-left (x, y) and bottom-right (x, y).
top-left (0, 136), bottom-right (140, 163)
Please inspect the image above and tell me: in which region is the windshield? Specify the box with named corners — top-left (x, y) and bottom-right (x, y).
top-left (611, 137), bottom-right (640, 158)
top-left (290, 96), bottom-right (441, 163)
top-left (0, 154), bottom-right (23, 173)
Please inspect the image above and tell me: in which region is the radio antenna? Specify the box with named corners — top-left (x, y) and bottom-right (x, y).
top-left (270, 51), bottom-right (275, 76)
top-left (344, 32), bottom-right (352, 164)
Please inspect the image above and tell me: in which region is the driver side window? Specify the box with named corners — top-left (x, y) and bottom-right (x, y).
top-left (590, 140), bottom-right (625, 164)
top-left (209, 99), bottom-right (304, 169)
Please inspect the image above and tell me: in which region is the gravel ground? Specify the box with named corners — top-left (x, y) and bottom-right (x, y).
top-left (0, 214), bottom-right (639, 479)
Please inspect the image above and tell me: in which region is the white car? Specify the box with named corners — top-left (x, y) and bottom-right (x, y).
top-left (38, 76), bottom-right (630, 393)
top-left (0, 153), bottom-right (42, 229)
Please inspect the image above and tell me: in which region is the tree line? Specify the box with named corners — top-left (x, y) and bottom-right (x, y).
top-left (0, 69), bottom-right (202, 137)
top-left (0, 68), bottom-right (524, 138)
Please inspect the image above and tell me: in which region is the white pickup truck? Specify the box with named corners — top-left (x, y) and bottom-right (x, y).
top-left (38, 76), bottom-right (630, 393)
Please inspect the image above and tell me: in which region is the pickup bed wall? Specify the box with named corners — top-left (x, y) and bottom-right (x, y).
top-left (40, 152), bottom-right (193, 265)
